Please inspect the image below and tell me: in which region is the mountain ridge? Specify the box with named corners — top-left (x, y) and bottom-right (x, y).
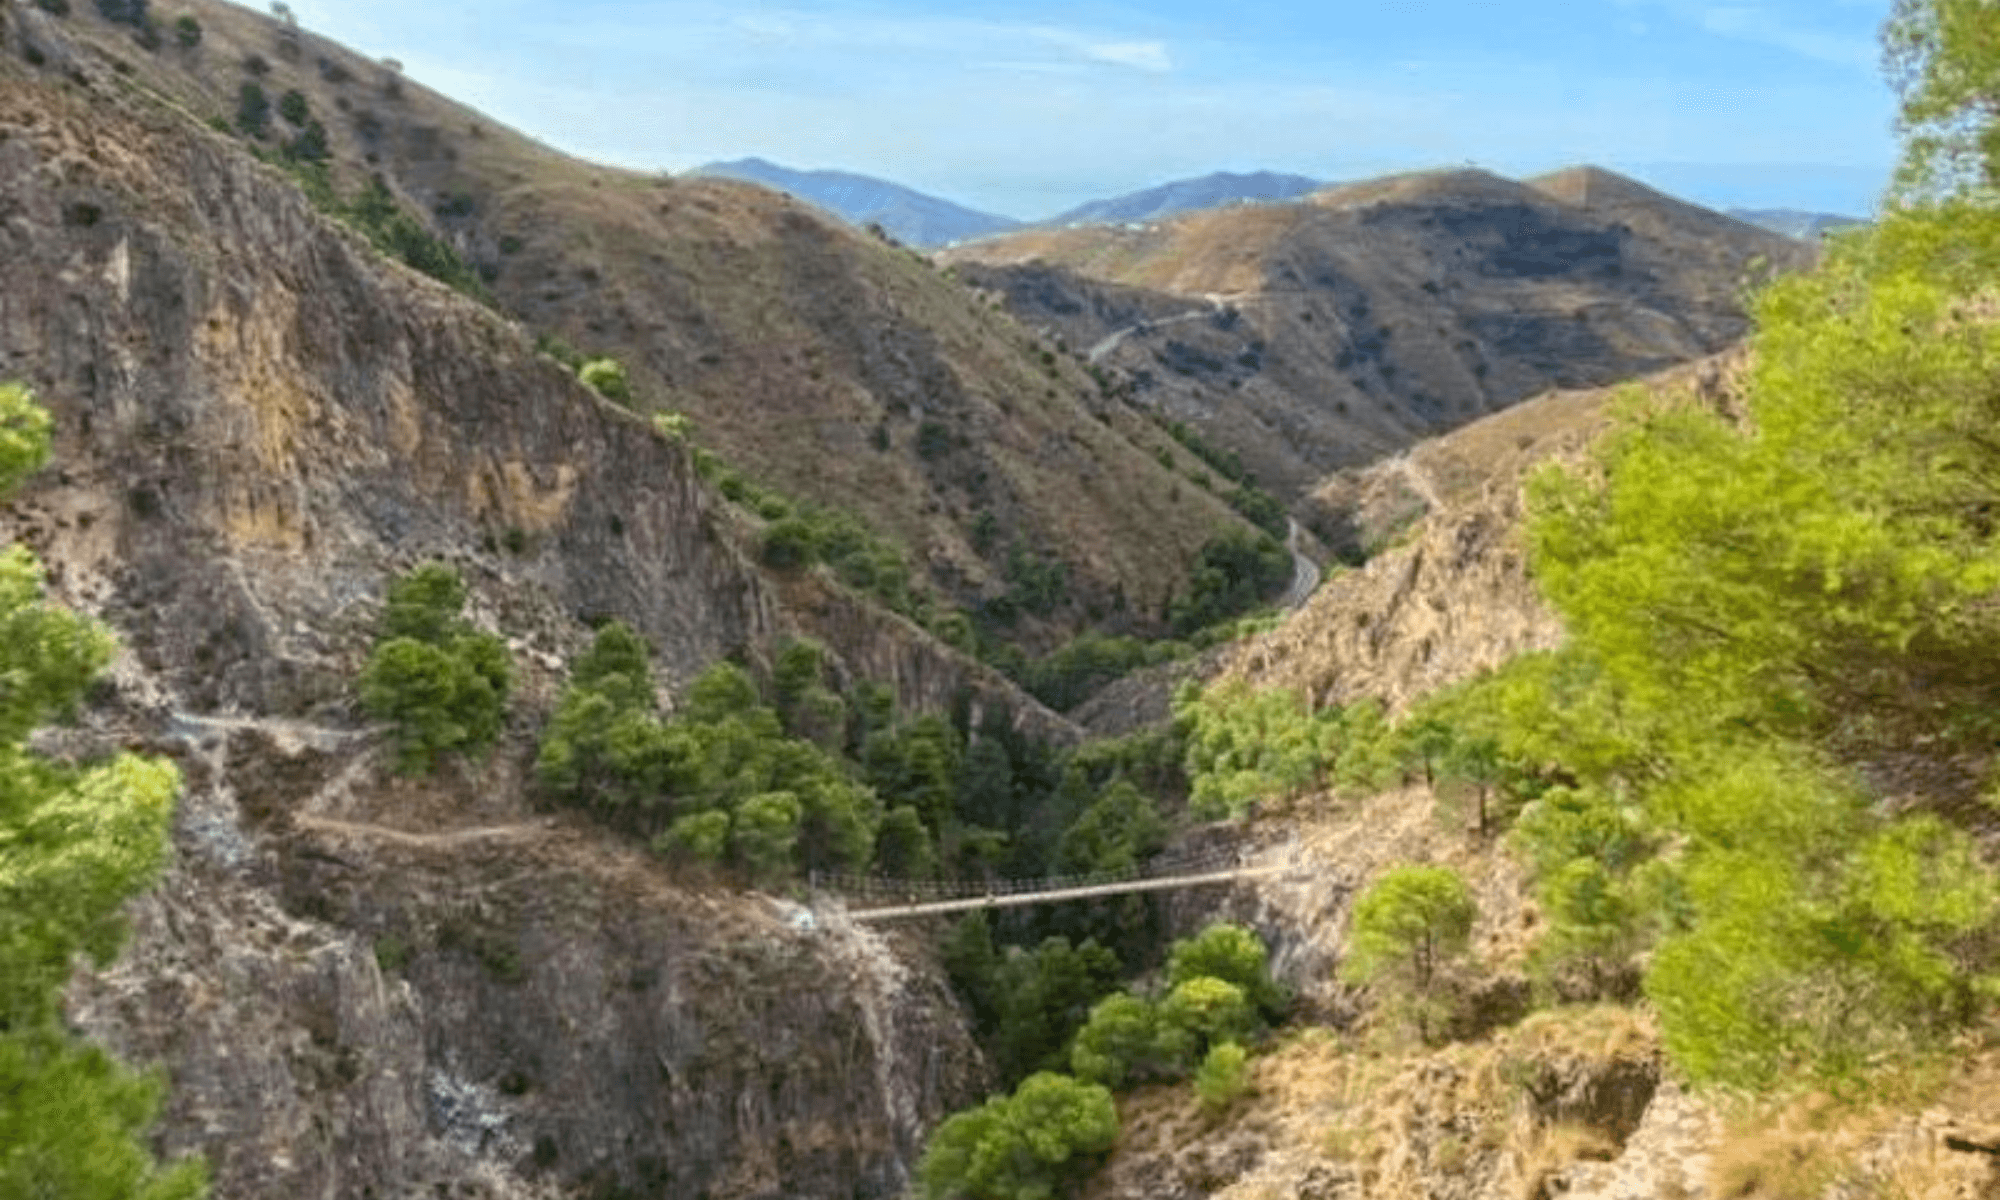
top-left (941, 163), bottom-right (1812, 518)
top-left (1044, 169), bottom-right (1323, 228)
top-left (694, 156), bottom-right (1021, 248)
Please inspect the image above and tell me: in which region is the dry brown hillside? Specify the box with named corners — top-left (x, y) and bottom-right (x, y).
top-left (1220, 353), bottom-right (1742, 712)
top-left (942, 167), bottom-right (1808, 522)
top-left (20, 0), bottom-right (1265, 642)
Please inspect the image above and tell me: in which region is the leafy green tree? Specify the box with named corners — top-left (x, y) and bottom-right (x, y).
top-left (872, 805), bottom-right (938, 878)
top-left (1330, 699), bottom-right (1400, 796)
top-left (1068, 992), bottom-right (1189, 1089)
top-left (1343, 865), bottom-right (1476, 1039)
top-left (940, 912), bottom-right (1003, 1032)
top-left (1166, 922), bottom-right (1286, 1019)
top-left (1888, 0), bottom-right (2000, 197)
top-left (569, 620), bottom-right (654, 709)
top-left (660, 809), bottom-right (730, 864)
top-left (1532, 857), bottom-right (1644, 998)
top-left (1177, 681), bottom-right (1337, 819)
top-left (991, 937), bottom-right (1122, 1085)
top-left (916, 1072), bottom-right (1117, 1200)
top-left (731, 791), bottom-right (802, 883)
top-left (1158, 976), bottom-right (1257, 1053)
top-left (1056, 780), bottom-right (1166, 876)
top-left (0, 385), bottom-right (208, 1199)
top-left (359, 563), bottom-right (509, 774)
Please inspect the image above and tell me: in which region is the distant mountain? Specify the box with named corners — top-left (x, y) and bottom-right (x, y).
top-left (693, 158), bottom-right (1020, 248)
top-left (943, 166), bottom-right (1813, 506)
top-left (1046, 171), bottom-right (1323, 227)
top-left (1727, 208), bottom-right (1868, 239)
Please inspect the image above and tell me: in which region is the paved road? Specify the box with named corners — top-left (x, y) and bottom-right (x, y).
top-left (1086, 307), bottom-right (1216, 364)
top-left (1281, 518), bottom-right (1321, 610)
top-left (841, 860), bottom-right (1295, 922)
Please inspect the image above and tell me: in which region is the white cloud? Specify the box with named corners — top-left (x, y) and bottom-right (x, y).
top-left (1069, 38), bottom-right (1172, 73)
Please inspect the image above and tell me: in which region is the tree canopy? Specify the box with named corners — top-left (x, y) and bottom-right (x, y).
top-left (0, 384), bottom-right (208, 1198)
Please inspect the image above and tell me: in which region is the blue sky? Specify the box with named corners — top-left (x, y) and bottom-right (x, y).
top-left (291, 0), bottom-right (1897, 219)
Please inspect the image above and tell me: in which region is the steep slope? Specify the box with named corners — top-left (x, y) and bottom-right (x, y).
top-left (1043, 170), bottom-right (1323, 227)
top-left (942, 167), bottom-right (1810, 512)
top-left (35, 0), bottom-right (1263, 644)
top-left (0, 40), bottom-right (1012, 1198)
top-left (695, 157), bottom-right (1022, 247)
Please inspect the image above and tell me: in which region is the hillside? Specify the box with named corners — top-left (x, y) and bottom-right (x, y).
top-left (1728, 206), bottom-right (1869, 239)
top-left (1052, 338), bottom-right (2000, 1198)
top-left (31, 0), bottom-right (1268, 648)
top-left (1043, 170), bottom-right (1323, 228)
top-left (0, 34), bottom-right (1043, 1193)
top-left (694, 157), bottom-right (1022, 248)
top-left (941, 167), bottom-right (1810, 514)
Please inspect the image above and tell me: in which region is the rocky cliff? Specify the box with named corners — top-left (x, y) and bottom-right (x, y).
top-left (0, 50), bottom-right (997, 1199)
top-left (21, 0), bottom-right (1268, 642)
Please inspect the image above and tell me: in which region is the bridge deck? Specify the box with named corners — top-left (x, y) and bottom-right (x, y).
top-left (835, 861), bottom-right (1294, 921)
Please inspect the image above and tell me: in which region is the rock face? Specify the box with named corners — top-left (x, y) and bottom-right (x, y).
top-left (0, 61), bottom-right (990, 1200)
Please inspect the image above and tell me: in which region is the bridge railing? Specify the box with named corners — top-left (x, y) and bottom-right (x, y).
top-left (811, 842), bottom-right (1274, 909)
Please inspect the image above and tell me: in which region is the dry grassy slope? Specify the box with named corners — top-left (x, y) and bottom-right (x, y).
top-left (1218, 353), bottom-right (1742, 712)
top-left (37, 0), bottom-right (1261, 637)
top-left (940, 168), bottom-right (1809, 507)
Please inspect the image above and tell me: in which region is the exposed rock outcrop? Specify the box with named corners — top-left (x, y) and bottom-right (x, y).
top-left (0, 63), bottom-right (992, 1199)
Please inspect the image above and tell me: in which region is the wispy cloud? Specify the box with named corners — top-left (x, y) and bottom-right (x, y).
top-left (1697, 5), bottom-right (1877, 69)
top-left (1614, 0), bottom-right (1878, 69)
top-left (1045, 34), bottom-right (1173, 73)
top-left (705, 9), bottom-right (1172, 74)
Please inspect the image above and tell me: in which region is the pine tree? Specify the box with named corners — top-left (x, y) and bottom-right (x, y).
top-left (0, 384), bottom-right (208, 1198)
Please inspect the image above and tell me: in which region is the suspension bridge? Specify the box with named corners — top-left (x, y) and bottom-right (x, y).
top-left (811, 842), bottom-right (1306, 922)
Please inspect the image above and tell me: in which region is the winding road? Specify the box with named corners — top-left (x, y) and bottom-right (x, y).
top-left (1281, 518), bottom-right (1321, 610)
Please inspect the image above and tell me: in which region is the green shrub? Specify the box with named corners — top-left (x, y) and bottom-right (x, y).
top-left (1167, 922), bottom-right (1286, 1018)
top-left (358, 563), bottom-right (510, 774)
top-left (578, 358), bottom-right (632, 406)
top-left (661, 810), bottom-right (730, 863)
top-left (762, 518), bottom-right (818, 570)
top-left (1004, 544), bottom-right (1068, 615)
top-left (173, 15), bottom-right (201, 46)
top-left (1170, 530), bottom-right (1290, 636)
top-left (277, 88), bottom-right (309, 125)
top-left (539, 645), bottom-right (880, 879)
top-left (234, 81), bottom-right (270, 137)
top-left (282, 119), bottom-right (330, 163)
top-left (1069, 991), bottom-right (1189, 1088)
top-left (1193, 1041), bottom-right (1252, 1114)
top-left (991, 937), bottom-right (1122, 1085)
top-left (1159, 976), bottom-right (1257, 1051)
top-left (915, 420), bottom-right (952, 460)
top-left (339, 177), bottom-right (486, 298)
top-left (916, 1073), bottom-right (1117, 1200)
